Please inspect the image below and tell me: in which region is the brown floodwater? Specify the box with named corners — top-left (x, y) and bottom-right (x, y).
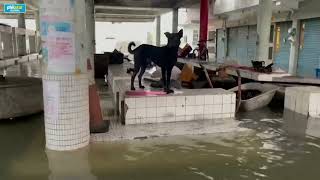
top-left (1, 61), bottom-right (320, 180)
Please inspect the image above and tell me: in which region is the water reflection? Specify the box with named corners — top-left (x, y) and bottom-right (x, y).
top-left (46, 148), bottom-right (96, 180)
top-left (5, 60), bottom-right (42, 78)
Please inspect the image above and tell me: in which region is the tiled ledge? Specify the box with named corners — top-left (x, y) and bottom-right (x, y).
top-left (124, 89), bottom-right (236, 125)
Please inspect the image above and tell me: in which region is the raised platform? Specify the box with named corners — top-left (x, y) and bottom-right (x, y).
top-left (178, 58), bottom-right (320, 85)
top-left (124, 89), bottom-right (236, 125)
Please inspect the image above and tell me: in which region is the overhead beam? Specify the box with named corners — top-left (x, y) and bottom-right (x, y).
top-left (95, 5), bottom-right (171, 12)
top-left (95, 17), bottom-right (155, 22)
top-left (95, 9), bottom-right (163, 16)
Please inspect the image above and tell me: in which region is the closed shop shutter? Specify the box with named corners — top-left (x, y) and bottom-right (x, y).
top-left (274, 21), bottom-right (292, 72)
top-left (216, 29), bottom-right (226, 63)
top-left (227, 26), bottom-right (249, 66)
top-left (228, 27), bottom-right (238, 60)
top-left (297, 18), bottom-right (320, 77)
top-left (247, 25), bottom-right (257, 64)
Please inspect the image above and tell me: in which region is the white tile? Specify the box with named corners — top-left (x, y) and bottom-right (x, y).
top-left (223, 104), bottom-right (232, 113)
top-left (125, 98), bottom-right (135, 108)
top-left (195, 114), bottom-right (204, 120)
top-left (135, 98), bottom-right (146, 108)
top-left (195, 96), bottom-right (205, 105)
top-left (213, 95), bottom-right (223, 105)
top-left (157, 97), bottom-right (167, 107)
top-left (186, 115), bottom-right (195, 121)
top-left (176, 96), bottom-right (186, 107)
top-left (186, 106), bottom-right (195, 115)
top-left (167, 96), bottom-right (176, 107)
top-left (204, 105), bottom-right (214, 114)
top-left (166, 116), bottom-right (175, 123)
top-left (231, 104), bottom-right (236, 113)
top-left (223, 94), bottom-right (232, 104)
top-left (136, 108), bottom-right (147, 119)
top-left (157, 107), bottom-right (167, 117)
top-left (204, 95), bottom-right (214, 105)
top-left (213, 113), bottom-right (223, 119)
top-left (186, 96), bottom-right (196, 106)
top-left (213, 105), bottom-right (222, 114)
top-left (195, 106), bottom-right (204, 115)
top-left (146, 97), bottom-right (157, 108)
top-left (149, 118), bottom-right (157, 124)
top-left (231, 94), bottom-right (236, 104)
top-left (166, 107), bottom-right (176, 116)
top-left (222, 113), bottom-right (231, 118)
top-left (126, 109), bottom-right (135, 119)
top-left (146, 108), bottom-right (157, 118)
top-left (176, 106), bottom-right (186, 116)
top-left (204, 114), bottom-right (213, 120)
top-left (176, 116), bottom-right (186, 122)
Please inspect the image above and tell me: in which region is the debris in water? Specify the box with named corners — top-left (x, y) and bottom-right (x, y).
top-left (307, 142), bottom-right (320, 149)
top-left (193, 171), bottom-right (214, 180)
top-left (253, 172), bottom-right (267, 178)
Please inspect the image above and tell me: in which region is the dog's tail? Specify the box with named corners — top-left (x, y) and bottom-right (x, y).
top-left (128, 42), bottom-right (136, 54)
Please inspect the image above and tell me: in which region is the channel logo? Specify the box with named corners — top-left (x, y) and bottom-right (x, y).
top-left (3, 4), bottom-right (26, 14)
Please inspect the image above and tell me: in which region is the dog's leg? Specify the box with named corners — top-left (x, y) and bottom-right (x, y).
top-left (165, 69), bottom-right (174, 94)
top-left (138, 66), bottom-right (146, 89)
top-left (161, 67), bottom-right (167, 92)
top-left (131, 66), bottom-right (139, 91)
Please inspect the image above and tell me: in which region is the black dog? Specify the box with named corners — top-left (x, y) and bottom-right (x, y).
top-left (128, 29), bottom-right (183, 94)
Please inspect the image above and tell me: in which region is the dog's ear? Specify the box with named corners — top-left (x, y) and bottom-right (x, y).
top-left (164, 32), bottom-right (171, 38)
top-left (178, 29), bottom-right (183, 38)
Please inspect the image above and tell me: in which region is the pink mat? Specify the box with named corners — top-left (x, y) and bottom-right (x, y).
top-left (126, 90), bottom-right (166, 97)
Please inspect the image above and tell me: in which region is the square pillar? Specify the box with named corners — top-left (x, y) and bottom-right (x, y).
top-left (256, 0), bottom-right (273, 66)
top-left (172, 8), bottom-right (179, 33)
top-left (156, 16), bottom-right (161, 46)
top-left (288, 19), bottom-right (301, 75)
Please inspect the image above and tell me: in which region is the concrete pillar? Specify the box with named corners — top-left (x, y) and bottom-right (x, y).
top-left (172, 8), bottom-right (179, 33)
top-left (12, 28), bottom-right (18, 57)
top-left (0, 33), bottom-right (3, 60)
top-left (288, 19), bottom-right (300, 75)
top-left (85, 0), bottom-right (95, 85)
top-left (35, 10), bottom-right (41, 53)
top-left (156, 16), bottom-right (161, 46)
top-left (17, 16), bottom-right (26, 56)
top-left (85, 0), bottom-right (107, 133)
top-left (256, 0), bottom-right (273, 66)
top-left (40, 0), bottom-right (90, 151)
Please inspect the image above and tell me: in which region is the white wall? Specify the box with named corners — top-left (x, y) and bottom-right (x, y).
top-left (95, 22), bottom-right (155, 53)
top-left (0, 19), bottom-right (36, 30)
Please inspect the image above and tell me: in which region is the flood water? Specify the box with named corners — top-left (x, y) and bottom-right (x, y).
top-left (0, 107), bottom-right (320, 179)
top-left (1, 62), bottom-right (320, 179)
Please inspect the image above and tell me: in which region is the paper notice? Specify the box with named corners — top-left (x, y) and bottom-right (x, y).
top-left (43, 81), bottom-right (60, 124)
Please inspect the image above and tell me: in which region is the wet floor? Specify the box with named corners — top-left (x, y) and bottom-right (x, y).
top-left (1, 62), bottom-right (320, 179)
top-left (0, 107), bottom-right (320, 180)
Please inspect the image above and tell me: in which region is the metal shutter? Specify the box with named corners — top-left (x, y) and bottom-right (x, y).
top-left (297, 18), bottom-right (320, 77)
top-left (228, 27), bottom-right (238, 60)
top-left (216, 29), bottom-right (226, 63)
top-left (247, 25), bottom-right (257, 64)
top-left (227, 26), bottom-right (249, 66)
top-left (274, 22), bottom-right (292, 72)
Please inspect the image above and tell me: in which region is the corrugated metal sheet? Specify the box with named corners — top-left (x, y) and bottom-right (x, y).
top-left (247, 25), bottom-right (257, 63)
top-left (227, 26), bottom-right (250, 66)
top-left (228, 28), bottom-right (238, 60)
top-left (297, 18), bottom-right (320, 77)
top-left (274, 22), bottom-right (292, 72)
top-left (216, 29), bottom-right (226, 63)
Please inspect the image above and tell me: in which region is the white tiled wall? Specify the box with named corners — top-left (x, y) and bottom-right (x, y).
top-left (43, 74), bottom-right (89, 151)
top-left (125, 89), bottom-right (236, 125)
top-left (285, 86), bottom-right (320, 118)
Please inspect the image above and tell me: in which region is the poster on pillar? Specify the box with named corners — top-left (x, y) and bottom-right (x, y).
top-left (40, 0), bottom-right (76, 74)
top-left (46, 32), bottom-right (76, 73)
top-left (43, 81), bottom-right (60, 125)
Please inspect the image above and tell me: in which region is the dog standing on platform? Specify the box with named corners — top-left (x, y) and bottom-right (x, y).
top-left (128, 29), bottom-right (183, 94)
